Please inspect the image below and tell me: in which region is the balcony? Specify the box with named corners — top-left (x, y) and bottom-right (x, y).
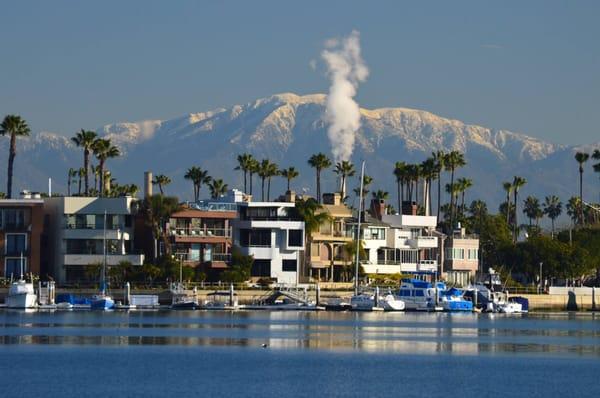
top-left (418, 260), bottom-right (438, 272)
top-left (407, 236), bottom-right (438, 249)
top-left (173, 252), bottom-right (231, 263)
top-left (63, 253), bottom-right (145, 266)
top-left (170, 227), bottom-right (231, 238)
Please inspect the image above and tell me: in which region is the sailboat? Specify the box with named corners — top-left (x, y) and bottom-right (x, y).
top-left (6, 253), bottom-right (38, 309)
top-left (170, 256), bottom-right (198, 310)
top-left (91, 211), bottom-right (115, 310)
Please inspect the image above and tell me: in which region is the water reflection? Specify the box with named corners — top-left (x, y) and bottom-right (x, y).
top-left (1, 310), bottom-right (599, 356)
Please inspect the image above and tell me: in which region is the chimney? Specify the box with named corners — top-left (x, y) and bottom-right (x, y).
top-left (370, 198), bottom-right (386, 220)
top-left (285, 190), bottom-right (296, 203)
top-left (402, 201), bottom-right (418, 216)
top-left (144, 171), bottom-right (152, 199)
top-left (322, 192), bottom-right (341, 206)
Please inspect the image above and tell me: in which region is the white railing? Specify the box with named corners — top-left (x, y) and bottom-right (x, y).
top-left (170, 227), bottom-right (231, 238)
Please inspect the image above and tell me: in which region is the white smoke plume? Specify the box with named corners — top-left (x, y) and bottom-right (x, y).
top-left (321, 30), bottom-right (369, 163)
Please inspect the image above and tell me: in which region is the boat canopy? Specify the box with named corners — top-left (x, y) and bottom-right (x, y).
top-left (401, 279), bottom-right (432, 289)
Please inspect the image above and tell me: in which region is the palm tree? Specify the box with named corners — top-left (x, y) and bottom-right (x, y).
top-left (574, 151), bottom-right (590, 225)
top-left (512, 176), bottom-right (527, 241)
top-left (71, 129), bottom-right (97, 195)
top-left (139, 195), bottom-right (182, 259)
top-left (184, 167), bottom-right (211, 201)
top-left (308, 153), bottom-right (332, 203)
top-left (593, 149), bottom-right (600, 199)
top-left (257, 159), bottom-right (278, 201)
top-left (444, 151), bottom-right (466, 229)
top-left (92, 138), bottom-right (120, 196)
top-left (248, 158), bottom-right (259, 196)
top-left (543, 195), bottom-right (562, 237)
top-left (372, 190), bottom-right (389, 201)
top-left (67, 168), bottom-right (77, 196)
top-left (265, 162), bottom-right (279, 201)
top-left (152, 174), bottom-right (171, 195)
top-left (393, 161), bottom-right (408, 211)
top-left (445, 182), bottom-right (460, 219)
top-left (566, 196), bottom-right (582, 226)
top-left (77, 168), bottom-right (85, 195)
top-left (334, 160), bottom-right (355, 200)
top-left (502, 181), bottom-right (514, 224)
top-left (455, 177), bottom-right (473, 219)
top-left (235, 153), bottom-right (255, 194)
top-left (209, 178), bottom-right (228, 199)
top-left (91, 165), bottom-right (100, 192)
top-left (280, 167), bottom-right (299, 192)
top-left (523, 196), bottom-right (541, 227)
top-left (420, 157), bottom-right (437, 216)
top-left (0, 115), bottom-right (30, 198)
top-left (432, 150), bottom-right (446, 224)
top-left (353, 174), bottom-right (373, 211)
top-left (469, 199), bottom-right (488, 233)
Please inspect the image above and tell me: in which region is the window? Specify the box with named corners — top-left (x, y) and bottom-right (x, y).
top-left (240, 229), bottom-right (271, 247)
top-left (288, 230), bottom-right (303, 247)
top-left (282, 259), bottom-right (297, 272)
top-left (65, 239), bottom-right (121, 255)
top-left (251, 260), bottom-right (271, 277)
top-left (243, 207), bottom-right (277, 220)
top-left (6, 234), bottom-right (27, 256)
top-left (5, 258), bottom-right (27, 278)
top-left (4, 209), bottom-right (25, 229)
top-left (365, 227), bottom-right (385, 240)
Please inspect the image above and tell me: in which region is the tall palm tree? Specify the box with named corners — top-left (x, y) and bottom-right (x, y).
top-left (76, 168), bottom-right (85, 195)
top-left (393, 161), bottom-right (408, 211)
top-left (444, 151), bottom-right (466, 229)
top-left (353, 174), bottom-right (373, 212)
top-left (523, 196), bottom-right (541, 227)
top-left (90, 165), bottom-right (100, 193)
top-left (92, 138), bottom-right (120, 197)
top-left (235, 153), bottom-right (255, 194)
top-left (280, 167), bottom-right (299, 192)
top-left (71, 129), bottom-right (97, 195)
top-left (420, 157), bottom-right (437, 216)
top-left (209, 178), bottom-right (228, 199)
top-left (67, 168), bottom-right (77, 196)
top-left (139, 194), bottom-right (182, 259)
top-left (334, 160), bottom-right (355, 200)
top-left (0, 115), bottom-right (30, 198)
top-left (468, 199), bottom-right (488, 231)
top-left (152, 174), bottom-right (171, 195)
top-left (308, 153), bottom-right (332, 203)
top-left (248, 158), bottom-right (259, 196)
top-left (372, 190), bottom-right (389, 200)
top-left (265, 162), bottom-right (279, 201)
top-left (543, 195), bottom-right (562, 237)
top-left (502, 181), bottom-right (514, 224)
top-left (184, 166), bottom-right (201, 201)
top-left (566, 196), bottom-right (582, 226)
top-left (445, 182), bottom-right (460, 219)
top-left (574, 151), bottom-right (590, 225)
top-left (432, 150), bottom-right (446, 224)
top-left (455, 177), bottom-right (473, 219)
top-left (512, 176), bottom-right (527, 241)
top-left (257, 159), bottom-right (278, 201)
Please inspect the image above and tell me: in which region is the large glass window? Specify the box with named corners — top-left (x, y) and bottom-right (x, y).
top-left (288, 230), bottom-right (303, 247)
top-left (4, 209), bottom-right (25, 229)
top-left (5, 258), bottom-right (27, 277)
top-left (65, 239), bottom-right (121, 255)
top-left (251, 260), bottom-right (271, 277)
top-left (6, 234), bottom-right (27, 255)
top-left (282, 259), bottom-right (297, 272)
top-left (240, 229), bottom-right (271, 247)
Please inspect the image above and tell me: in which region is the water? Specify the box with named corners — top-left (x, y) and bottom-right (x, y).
top-left (1, 310), bottom-right (599, 397)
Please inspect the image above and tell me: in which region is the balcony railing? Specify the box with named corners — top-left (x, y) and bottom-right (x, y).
top-left (65, 222), bottom-right (124, 230)
top-left (1, 223), bottom-right (29, 231)
top-left (170, 227), bottom-right (232, 238)
top-left (174, 253), bottom-right (232, 262)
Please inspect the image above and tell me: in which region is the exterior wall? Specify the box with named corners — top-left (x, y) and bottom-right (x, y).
top-left (44, 196), bottom-right (144, 284)
top-left (444, 237), bottom-right (479, 278)
top-left (0, 199), bottom-right (44, 278)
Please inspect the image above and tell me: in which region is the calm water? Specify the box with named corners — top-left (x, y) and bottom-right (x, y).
top-left (1, 310), bottom-right (599, 397)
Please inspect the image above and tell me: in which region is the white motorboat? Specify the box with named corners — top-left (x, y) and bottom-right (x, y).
top-left (7, 279), bottom-right (37, 309)
top-left (350, 290), bottom-right (405, 311)
top-left (393, 279), bottom-right (436, 311)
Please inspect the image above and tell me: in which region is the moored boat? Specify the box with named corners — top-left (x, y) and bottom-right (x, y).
top-left (393, 279), bottom-right (436, 311)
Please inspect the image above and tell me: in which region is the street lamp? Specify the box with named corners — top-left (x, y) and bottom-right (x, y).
top-left (538, 262), bottom-right (543, 294)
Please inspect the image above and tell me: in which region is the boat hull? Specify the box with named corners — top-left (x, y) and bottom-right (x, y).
top-left (90, 297), bottom-right (115, 310)
top-left (171, 301), bottom-right (198, 310)
top-left (6, 293), bottom-right (37, 309)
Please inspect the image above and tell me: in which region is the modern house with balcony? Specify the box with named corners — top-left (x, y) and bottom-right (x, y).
top-left (443, 227), bottom-right (480, 286)
top-left (44, 196), bottom-right (144, 284)
top-left (168, 200), bottom-right (237, 280)
top-left (358, 199), bottom-right (439, 277)
top-left (233, 195), bottom-right (305, 285)
top-left (0, 194), bottom-right (44, 279)
top-left (308, 192), bottom-right (354, 282)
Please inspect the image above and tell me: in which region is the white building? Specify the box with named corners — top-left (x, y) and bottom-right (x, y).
top-left (44, 196), bottom-right (144, 284)
top-left (233, 200), bottom-right (305, 285)
top-left (359, 200), bottom-right (439, 276)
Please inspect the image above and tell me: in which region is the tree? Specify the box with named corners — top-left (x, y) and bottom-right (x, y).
top-left (432, 150), bottom-right (446, 224)
top-left (353, 175), bottom-right (373, 211)
top-left (420, 157), bottom-right (437, 216)
top-left (248, 158), bottom-right (259, 196)
top-left (92, 138), bottom-right (120, 196)
top-left (235, 153), bottom-right (255, 194)
top-left (308, 153), bottom-right (332, 203)
top-left (0, 115), bottom-right (30, 198)
top-left (393, 161), bottom-right (408, 211)
top-left (91, 165), bottom-right (100, 192)
top-left (71, 129), bottom-right (97, 195)
top-left (67, 168), bottom-right (77, 196)
top-left (455, 177), bottom-right (473, 220)
top-left (138, 195), bottom-right (182, 260)
top-left (257, 159), bottom-right (278, 201)
top-left (502, 181), bottom-right (513, 225)
top-left (468, 199), bottom-right (488, 233)
top-left (444, 151), bottom-right (466, 230)
top-left (512, 176), bottom-right (527, 241)
top-left (372, 190), bottom-right (389, 201)
top-left (575, 151), bottom-right (590, 224)
top-left (221, 248), bottom-right (254, 283)
top-left (152, 174), bottom-right (171, 195)
top-left (543, 195), bottom-right (562, 237)
top-left (77, 168), bottom-right (85, 195)
top-left (209, 178), bottom-right (228, 199)
top-left (523, 196), bottom-right (542, 227)
top-left (280, 166), bottom-right (299, 192)
top-left (334, 160), bottom-right (355, 200)
top-left (184, 167), bottom-right (211, 202)
top-left (566, 196), bottom-right (583, 226)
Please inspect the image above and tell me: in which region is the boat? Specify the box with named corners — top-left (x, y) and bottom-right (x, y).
top-left (464, 268), bottom-right (527, 313)
top-left (436, 283), bottom-right (473, 312)
top-left (203, 286), bottom-right (239, 310)
top-left (170, 283), bottom-right (198, 310)
top-left (393, 279), bottom-right (436, 311)
top-left (90, 211), bottom-right (115, 311)
top-left (56, 293), bottom-right (91, 310)
top-left (350, 289), bottom-right (405, 311)
top-left (6, 254), bottom-right (37, 309)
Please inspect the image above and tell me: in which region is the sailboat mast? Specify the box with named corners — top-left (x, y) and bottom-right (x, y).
top-left (354, 161), bottom-right (365, 296)
top-left (102, 210), bottom-right (107, 294)
top-left (20, 251), bottom-right (24, 280)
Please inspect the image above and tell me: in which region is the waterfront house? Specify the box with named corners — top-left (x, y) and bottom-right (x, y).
top-left (44, 196), bottom-right (144, 284)
top-left (0, 192), bottom-right (44, 279)
top-left (308, 192), bottom-right (354, 282)
top-left (443, 227), bottom-right (479, 286)
top-left (233, 193), bottom-right (305, 285)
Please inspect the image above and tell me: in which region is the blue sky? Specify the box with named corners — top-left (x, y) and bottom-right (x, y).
top-left (1, 1), bottom-right (599, 144)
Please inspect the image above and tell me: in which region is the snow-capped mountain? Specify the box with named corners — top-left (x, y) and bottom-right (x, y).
top-left (1, 93), bottom-right (598, 210)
